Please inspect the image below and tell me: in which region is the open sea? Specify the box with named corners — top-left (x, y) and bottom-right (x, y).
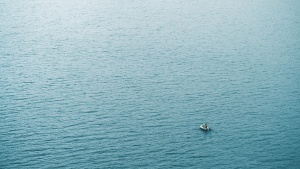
top-left (1, 0), bottom-right (300, 168)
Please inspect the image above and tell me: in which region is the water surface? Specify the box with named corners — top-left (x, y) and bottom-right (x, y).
top-left (1, 0), bottom-right (300, 168)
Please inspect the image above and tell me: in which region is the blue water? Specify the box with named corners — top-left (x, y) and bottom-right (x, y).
top-left (1, 0), bottom-right (300, 168)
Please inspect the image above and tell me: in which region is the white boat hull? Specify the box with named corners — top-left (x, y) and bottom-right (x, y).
top-left (200, 125), bottom-right (209, 131)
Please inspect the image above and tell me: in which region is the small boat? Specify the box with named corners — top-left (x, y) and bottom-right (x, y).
top-left (200, 123), bottom-right (209, 131)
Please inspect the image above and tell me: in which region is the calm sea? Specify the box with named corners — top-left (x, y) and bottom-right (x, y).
top-left (1, 0), bottom-right (300, 168)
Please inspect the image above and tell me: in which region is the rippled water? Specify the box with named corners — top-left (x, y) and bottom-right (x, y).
top-left (1, 0), bottom-right (300, 168)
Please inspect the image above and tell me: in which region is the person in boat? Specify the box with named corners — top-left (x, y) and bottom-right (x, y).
top-left (202, 123), bottom-right (208, 129)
